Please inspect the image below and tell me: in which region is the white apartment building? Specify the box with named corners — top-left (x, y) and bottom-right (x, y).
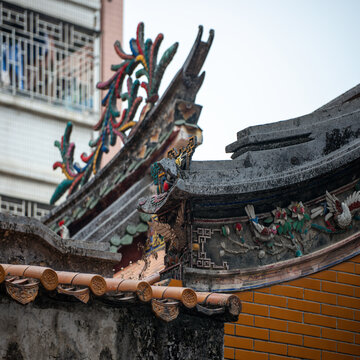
top-left (0, 0), bottom-right (123, 219)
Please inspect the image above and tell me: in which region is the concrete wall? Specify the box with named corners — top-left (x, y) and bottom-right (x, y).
top-left (101, 0), bottom-right (123, 84)
top-left (0, 0), bottom-right (122, 206)
top-left (224, 254), bottom-right (360, 359)
top-left (0, 96), bottom-right (94, 204)
top-left (0, 290), bottom-right (224, 360)
top-left (10, 0), bottom-right (101, 31)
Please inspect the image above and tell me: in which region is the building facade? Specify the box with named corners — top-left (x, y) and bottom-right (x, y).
top-left (0, 0), bottom-right (122, 219)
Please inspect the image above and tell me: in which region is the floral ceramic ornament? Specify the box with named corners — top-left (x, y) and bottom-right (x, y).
top-left (272, 207), bottom-right (288, 225)
top-left (245, 205), bottom-right (277, 242)
top-left (235, 223), bottom-right (242, 235)
top-left (289, 201), bottom-right (305, 220)
top-left (235, 223), bottom-right (245, 243)
top-left (271, 207), bottom-right (294, 235)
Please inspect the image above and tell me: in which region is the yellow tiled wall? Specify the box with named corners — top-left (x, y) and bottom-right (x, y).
top-left (225, 255), bottom-right (360, 359)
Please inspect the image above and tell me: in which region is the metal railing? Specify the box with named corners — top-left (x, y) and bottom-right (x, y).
top-left (0, 194), bottom-right (52, 220)
top-left (0, 2), bottom-right (96, 112)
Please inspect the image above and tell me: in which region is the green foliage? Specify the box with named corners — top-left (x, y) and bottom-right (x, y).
top-left (264, 217), bottom-right (274, 224)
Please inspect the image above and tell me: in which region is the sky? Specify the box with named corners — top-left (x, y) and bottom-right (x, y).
top-left (124, 0), bottom-right (360, 160)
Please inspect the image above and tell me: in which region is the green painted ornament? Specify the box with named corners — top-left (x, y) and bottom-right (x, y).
top-left (126, 224), bottom-right (137, 235)
top-left (119, 234), bottom-right (133, 245)
top-left (222, 225), bottom-right (230, 237)
top-left (110, 234), bottom-right (121, 246)
top-left (109, 245), bottom-right (118, 253)
top-left (139, 213), bottom-right (151, 223)
top-left (136, 223), bottom-right (149, 233)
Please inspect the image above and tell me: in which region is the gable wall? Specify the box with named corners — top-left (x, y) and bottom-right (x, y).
top-left (0, 291), bottom-right (224, 360)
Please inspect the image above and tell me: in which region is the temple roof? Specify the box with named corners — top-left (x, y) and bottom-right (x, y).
top-left (139, 83), bottom-right (360, 218)
top-left (43, 25), bottom-right (214, 254)
top-left (44, 27), bottom-right (214, 229)
top-left (0, 212), bottom-right (120, 276)
top-left (136, 83), bottom-right (360, 291)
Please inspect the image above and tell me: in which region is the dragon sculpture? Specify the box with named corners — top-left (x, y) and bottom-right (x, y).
top-left (51, 23), bottom-right (178, 204)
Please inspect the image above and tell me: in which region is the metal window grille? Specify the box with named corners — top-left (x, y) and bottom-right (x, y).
top-left (0, 195), bottom-right (52, 220)
top-left (0, 2), bottom-right (96, 112)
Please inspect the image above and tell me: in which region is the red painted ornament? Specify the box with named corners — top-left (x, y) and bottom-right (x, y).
top-left (235, 223), bottom-right (242, 232)
top-left (163, 181), bottom-right (169, 192)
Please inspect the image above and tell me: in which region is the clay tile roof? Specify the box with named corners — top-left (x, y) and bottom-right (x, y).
top-left (0, 263), bottom-right (241, 322)
top-left (114, 250), bottom-right (166, 280)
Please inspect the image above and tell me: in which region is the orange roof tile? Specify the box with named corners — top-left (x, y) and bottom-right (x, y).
top-left (0, 263), bottom-right (241, 322)
top-left (114, 250), bottom-right (165, 280)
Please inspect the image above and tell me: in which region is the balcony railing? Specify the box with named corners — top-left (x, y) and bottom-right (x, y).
top-left (0, 194), bottom-right (52, 220)
top-left (0, 2), bottom-right (96, 112)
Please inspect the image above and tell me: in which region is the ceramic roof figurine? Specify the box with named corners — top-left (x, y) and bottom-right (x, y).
top-left (43, 24), bottom-right (214, 264)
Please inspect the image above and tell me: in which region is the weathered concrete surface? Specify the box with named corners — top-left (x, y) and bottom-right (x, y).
top-left (227, 84), bottom-right (360, 159)
top-left (0, 289), bottom-right (224, 360)
top-left (0, 213), bottom-right (121, 276)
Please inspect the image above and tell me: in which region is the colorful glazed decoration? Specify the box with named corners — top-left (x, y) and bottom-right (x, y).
top-left (245, 205), bottom-right (277, 241)
top-left (58, 220), bottom-right (70, 239)
top-left (150, 136), bottom-right (198, 195)
top-left (272, 207), bottom-right (288, 226)
top-left (51, 23), bottom-right (178, 204)
top-left (167, 136), bottom-right (197, 170)
top-left (151, 161), bottom-right (167, 194)
top-left (145, 217), bottom-right (166, 255)
top-left (309, 190), bottom-right (360, 232)
top-left (239, 187), bottom-right (360, 261)
top-left (289, 201), bottom-right (305, 220)
top-left (247, 202), bottom-right (311, 238)
top-left (109, 212), bottom-right (152, 253)
top-left (191, 184), bottom-right (360, 269)
top-left (235, 223), bottom-right (242, 232)
top-left (221, 225), bottom-right (230, 237)
top-left (324, 190), bottom-right (360, 229)
top-left (51, 122), bottom-right (81, 204)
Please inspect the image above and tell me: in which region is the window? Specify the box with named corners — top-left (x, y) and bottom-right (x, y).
top-left (0, 2), bottom-right (97, 112)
